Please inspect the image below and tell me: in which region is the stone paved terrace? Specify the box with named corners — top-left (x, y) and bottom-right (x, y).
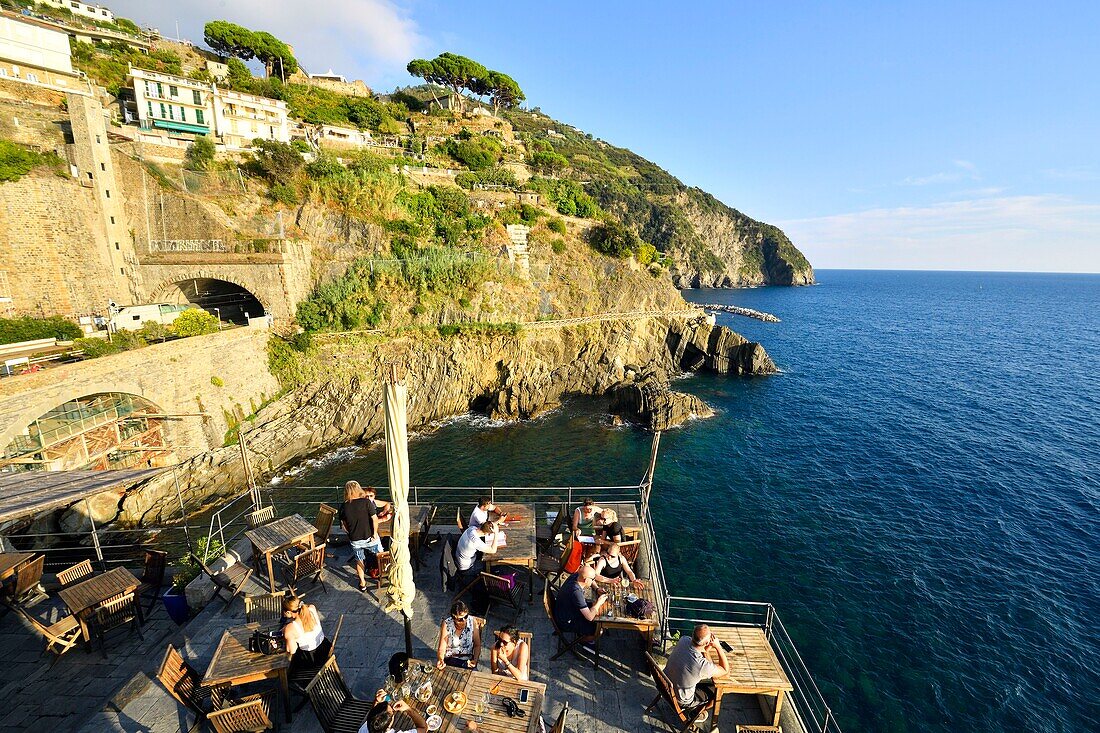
top-left (2, 536), bottom-right (806, 733)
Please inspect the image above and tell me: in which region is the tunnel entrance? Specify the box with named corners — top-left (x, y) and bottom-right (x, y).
top-left (1, 393), bottom-right (173, 472)
top-left (165, 278), bottom-right (265, 325)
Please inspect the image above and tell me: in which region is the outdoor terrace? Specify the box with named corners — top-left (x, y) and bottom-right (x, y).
top-left (0, 483), bottom-right (840, 733)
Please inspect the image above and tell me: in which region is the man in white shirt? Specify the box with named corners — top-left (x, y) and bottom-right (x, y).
top-left (468, 496), bottom-right (496, 528)
top-left (455, 520), bottom-right (499, 573)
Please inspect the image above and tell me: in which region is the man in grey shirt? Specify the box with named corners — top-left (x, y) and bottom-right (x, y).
top-left (664, 624), bottom-right (730, 711)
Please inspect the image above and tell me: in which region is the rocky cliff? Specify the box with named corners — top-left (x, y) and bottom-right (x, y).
top-left (119, 315), bottom-right (774, 524)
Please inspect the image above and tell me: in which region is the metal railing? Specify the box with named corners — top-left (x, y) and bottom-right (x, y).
top-left (665, 596), bottom-right (842, 733)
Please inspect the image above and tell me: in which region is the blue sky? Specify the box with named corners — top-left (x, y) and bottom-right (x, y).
top-left (111, 1), bottom-right (1100, 272)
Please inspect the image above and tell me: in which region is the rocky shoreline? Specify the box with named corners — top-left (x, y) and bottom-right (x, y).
top-left (116, 315), bottom-right (775, 525)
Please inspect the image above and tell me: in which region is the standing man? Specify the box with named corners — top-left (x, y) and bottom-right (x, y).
top-left (553, 564), bottom-right (608, 645)
top-left (340, 481), bottom-right (383, 592)
top-left (663, 623), bottom-right (730, 723)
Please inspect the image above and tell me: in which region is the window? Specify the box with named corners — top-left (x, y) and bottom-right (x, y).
top-left (159, 103), bottom-right (166, 118)
top-left (195, 109), bottom-right (204, 124)
top-left (114, 242), bottom-right (119, 250)
top-left (156, 82), bottom-right (163, 97)
top-left (26, 73), bottom-right (37, 83)
top-left (193, 90), bottom-right (202, 105)
top-left (105, 190), bottom-right (110, 198)
top-left (167, 105), bottom-right (174, 120)
top-left (169, 85), bottom-right (178, 97)
top-left (86, 172), bottom-right (92, 180)
top-left (95, 135), bottom-right (100, 144)
top-left (0, 69), bottom-right (6, 78)
top-left (145, 81), bottom-right (154, 97)
top-left (109, 216), bottom-right (115, 224)
top-left (147, 101), bottom-right (153, 118)
top-left (100, 163), bottom-right (105, 171)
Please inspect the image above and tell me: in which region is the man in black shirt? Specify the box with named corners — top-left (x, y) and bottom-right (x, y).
top-left (341, 494), bottom-right (382, 591)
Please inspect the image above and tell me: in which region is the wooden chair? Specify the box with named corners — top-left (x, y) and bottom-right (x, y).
top-left (314, 504), bottom-right (338, 545)
top-left (618, 539), bottom-right (642, 565)
top-left (536, 538), bottom-right (572, 591)
top-left (207, 695), bottom-right (274, 733)
top-left (136, 549), bottom-right (168, 614)
top-left (157, 644), bottom-right (214, 724)
top-left (303, 655), bottom-right (374, 733)
top-left (373, 551), bottom-right (393, 590)
top-left (439, 536), bottom-right (479, 601)
top-left (5, 554), bottom-right (45, 605)
top-left (536, 503), bottom-right (568, 551)
top-left (192, 554), bottom-right (254, 609)
top-left (456, 507), bottom-right (466, 530)
top-left (735, 726), bottom-right (782, 733)
top-left (547, 700), bottom-right (570, 733)
top-left (418, 504), bottom-right (439, 562)
top-left (89, 591), bottom-right (142, 657)
top-left (289, 614), bottom-right (343, 711)
top-left (283, 543), bottom-right (327, 595)
top-left (480, 569), bottom-right (526, 621)
top-left (244, 591), bottom-right (285, 626)
top-left (56, 559), bottom-right (93, 588)
top-left (543, 582), bottom-right (585, 661)
top-left (14, 606), bottom-right (82, 663)
top-left (643, 650), bottom-right (715, 733)
top-left (246, 506), bottom-right (276, 530)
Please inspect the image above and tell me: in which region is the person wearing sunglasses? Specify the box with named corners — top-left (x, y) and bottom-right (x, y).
top-left (663, 623), bottom-right (730, 717)
top-left (435, 600), bottom-right (482, 670)
top-left (367, 689), bottom-right (428, 733)
top-left (281, 594), bottom-right (330, 677)
top-left (490, 625), bottom-right (530, 681)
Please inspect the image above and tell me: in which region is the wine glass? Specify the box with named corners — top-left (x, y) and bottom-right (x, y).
top-left (383, 675), bottom-right (397, 701)
top-left (474, 693), bottom-right (487, 722)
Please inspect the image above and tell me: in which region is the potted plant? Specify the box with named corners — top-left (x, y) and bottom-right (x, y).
top-left (162, 536), bottom-right (224, 624)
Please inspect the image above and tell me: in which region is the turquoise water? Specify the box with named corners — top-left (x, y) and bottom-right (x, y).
top-left (286, 270), bottom-right (1100, 732)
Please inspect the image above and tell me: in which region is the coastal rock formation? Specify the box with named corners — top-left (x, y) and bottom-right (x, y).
top-left (609, 380), bottom-right (716, 431)
top-left (670, 192), bottom-right (815, 288)
top-left (118, 316), bottom-right (775, 524)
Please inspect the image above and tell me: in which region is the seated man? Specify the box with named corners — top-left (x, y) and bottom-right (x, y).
top-left (553, 564), bottom-right (608, 643)
top-left (368, 691), bottom-right (427, 733)
top-left (363, 485), bottom-right (391, 521)
top-left (454, 520), bottom-right (499, 604)
top-left (468, 496), bottom-right (496, 528)
top-left (663, 624), bottom-right (730, 714)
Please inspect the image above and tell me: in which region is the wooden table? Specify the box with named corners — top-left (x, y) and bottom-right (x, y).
top-left (57, 567), bottom-right (142, 642)
top-left (245, 514), bottom-right (317, 593)
top-left (378, 503), bottom-right (433, 571)
top-left (706, 626), bottom-right (794, 727)
top-left (202, 623), bottom-right (292, 723)
top-left (484, 503), bottom-right (536, 603)
top-left (0, 551), bottom-right (35, 583)
top-left (393, 660), bottom-right (546, 733)
top-left (592, 578), bottom-right (659, 669)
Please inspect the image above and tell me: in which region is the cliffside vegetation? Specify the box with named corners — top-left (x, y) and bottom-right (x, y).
top-left (0, 139), bottom-right (64, 182)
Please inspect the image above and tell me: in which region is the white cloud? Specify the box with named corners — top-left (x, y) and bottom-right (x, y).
top-left (899, 159), bottom-right (980, 187)
top-left (779, 195), bottom-right (1100, 273)
top-left (108, 0), bottom-right (425, 86)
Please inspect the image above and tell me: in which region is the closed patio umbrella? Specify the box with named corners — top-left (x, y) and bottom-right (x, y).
top-left (383, 371), bottom-right (416, 658)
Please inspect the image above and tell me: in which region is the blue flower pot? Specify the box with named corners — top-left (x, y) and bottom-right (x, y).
top-left (162, 588), bottom-right (190, 624)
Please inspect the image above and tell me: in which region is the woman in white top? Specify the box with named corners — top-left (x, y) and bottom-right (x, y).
top-left (489, 625), bottom-right (530, 681)
top-left (435, 600), bottom-right (481, 669)
top-left (282, 595), bottom-right (330, 674)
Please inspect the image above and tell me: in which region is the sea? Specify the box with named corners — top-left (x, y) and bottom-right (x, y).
top-left (281, 270), bottom-right (1100, 733)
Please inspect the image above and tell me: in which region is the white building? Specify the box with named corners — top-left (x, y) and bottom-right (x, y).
top-left (0, 12), bottom-right (87, 93)
top-left (38, 0), bottom-right (114, 23)
top-left (128, 66), bottom-right (289, 147)
top-left (213, 88), bottom-right (289, 148)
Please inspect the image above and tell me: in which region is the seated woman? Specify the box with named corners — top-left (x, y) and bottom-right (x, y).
top-left (571, 497), bottom-right (603, 539)
top-left (282, 594), bottom-right (331, 675)
top-left (489, 625), bottom-right (530, 681)
top-left (594, 508), bottom-right (623, 544)
top-left (593, 542), bottom-right (644, 588)
top-left (435, 600), bottom-right (481, 670)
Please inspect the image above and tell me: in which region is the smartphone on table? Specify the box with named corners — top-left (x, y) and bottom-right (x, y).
top-left (519, 688), bottom-right (529, 704)
top-left (719, 639), bottom-right (733, 653)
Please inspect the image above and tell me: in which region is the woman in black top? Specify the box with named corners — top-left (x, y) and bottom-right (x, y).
top-left (592, 542), bottom-right (643, 587)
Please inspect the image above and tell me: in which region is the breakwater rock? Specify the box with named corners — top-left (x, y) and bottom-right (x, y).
top-left (700, 303), bottom-right (781, 323)
top-left (120, 316), bottom-right (775, 524)
top-left (609, 379), bottom-right (716, 431)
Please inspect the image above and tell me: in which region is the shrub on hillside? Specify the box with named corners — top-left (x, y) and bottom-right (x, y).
top-left (184, 135), bottom-right (216, 171)
top-left (75, 330), bottom-right (145, 358)
top-left (520, 203), bottom-right (542, 224)
top-left (306, 154), bottom-right (345, 180)
top-left (444, 136), bottom-right (502, 171)
top-left (169, 309), bottom-right (220, 337)
top-left (0, 140), bottom-right (61, 183)
top-left (588, 219), bottom-right (643, 258)
top-left (551, 237), bottom-right (566, 255)
top-left (246, 139), bottom-right (303, 185)
top-left (0, 316), bottom-right (81, 345)
top-left (528, 150), bottom-right (568, 176)
top-left (547, 217), bottom-right (567, 234)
